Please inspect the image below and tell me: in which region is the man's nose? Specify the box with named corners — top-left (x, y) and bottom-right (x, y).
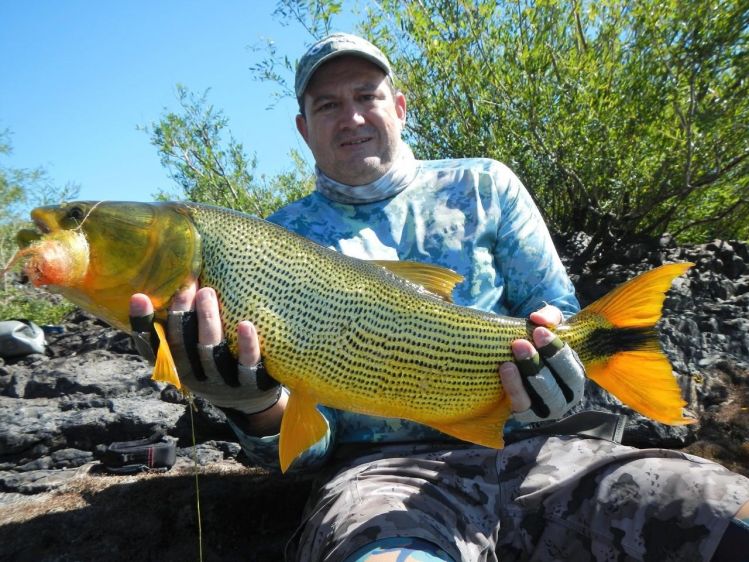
top-left (339, 101), bottom-right (366, 127)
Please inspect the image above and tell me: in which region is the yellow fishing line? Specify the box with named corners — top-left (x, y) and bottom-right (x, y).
top-left (187, 394), bottom-right (203, 562)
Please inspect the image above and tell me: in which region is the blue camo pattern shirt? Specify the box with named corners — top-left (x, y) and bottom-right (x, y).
top-left (228, 155), bottom-right (580, 471)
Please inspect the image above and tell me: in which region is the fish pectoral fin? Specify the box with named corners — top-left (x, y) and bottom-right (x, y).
top-left (278, 389), bottom-right (328, 473)
top-left (372, 260), bottom-right (463, 302)
top-left (428, 400), bottom-right (511, 449)
top-left (150, 322), bottom-right (182, 390)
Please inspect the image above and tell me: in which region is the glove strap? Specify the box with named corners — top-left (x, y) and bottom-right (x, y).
top-left (129, 313), bottom-right (158, 365)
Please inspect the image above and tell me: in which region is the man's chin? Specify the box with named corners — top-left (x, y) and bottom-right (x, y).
top-left (333, 159), bottom-right (390, 186)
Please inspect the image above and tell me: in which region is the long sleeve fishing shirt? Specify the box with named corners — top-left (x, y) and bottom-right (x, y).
top-left (228, 147), bottom-right (580, 471)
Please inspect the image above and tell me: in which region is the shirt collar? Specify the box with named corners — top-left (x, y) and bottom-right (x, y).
top-left (315, 142), bottom-right (418, 205)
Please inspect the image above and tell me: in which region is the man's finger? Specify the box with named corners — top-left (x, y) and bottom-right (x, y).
top-left (499, 361), bottom-right (532, 413)
top-left (532, 325), bottom-right (585, 410)
top-left (510, 338), bottom-right (553, 419)
top-left (195, 287), bottom-right (223, 345)
top-left (129, 293), bottom-right (157, 364)
top-left (529, 305), bottom-right (563, 328)
top-left (170, 281), bottom-right (198, 313)
top-left (532, 326), bottom-right (559, 352)
top-left (129, 293), bottom-right (154, 318)
top-left (237, 321), bottom-right (261, 367)
top-left (540, 341), bottom-right (585, 406)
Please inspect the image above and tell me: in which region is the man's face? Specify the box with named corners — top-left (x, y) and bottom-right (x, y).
top-left (296, 56), bottom-right (407, 186)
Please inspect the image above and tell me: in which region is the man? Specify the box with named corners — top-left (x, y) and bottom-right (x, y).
top-left (131, 33), bottom-right (749, 561)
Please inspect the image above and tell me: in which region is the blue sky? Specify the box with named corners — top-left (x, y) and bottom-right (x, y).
top-left (1, 1), bottom-right (358, 205)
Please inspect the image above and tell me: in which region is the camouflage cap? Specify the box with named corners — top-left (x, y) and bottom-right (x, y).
top-left (295, 33), bottom-right (392, 103)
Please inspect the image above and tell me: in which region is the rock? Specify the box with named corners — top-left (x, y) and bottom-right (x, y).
top-left (0, 306), bottom-right (246, 508)
top-left (0, 464), bottom-right (90, 494)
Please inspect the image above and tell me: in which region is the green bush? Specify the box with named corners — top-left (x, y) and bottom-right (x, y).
top-left (0, 277), bottom-right (76, 326)
top-left (1, 131), bottom-right (81, 326)
top-left (360, 0), bottom-right (749, 255)
top-left (143, 86), bottom-right (315, 217)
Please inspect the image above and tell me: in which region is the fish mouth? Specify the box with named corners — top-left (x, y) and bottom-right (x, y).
top-left (33, 218), bottom-right (51, 234)
top-left (30, 207), bottom-right (55, 234)
top-left (16, 226), bottom-right (44, 249)
top-left (14, 210), bottom-right (55, 250)
top-left (15, 219), bottom-right (50, 249)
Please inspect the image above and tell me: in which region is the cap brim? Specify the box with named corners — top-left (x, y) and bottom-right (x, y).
top-left (296, 50), bottom-right (391, 100)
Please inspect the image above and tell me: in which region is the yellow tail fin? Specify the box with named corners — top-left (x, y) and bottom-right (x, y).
top-left (581, 263), bottom-right (696, 425)
top-left (585, 263), bottom-right (693, 328)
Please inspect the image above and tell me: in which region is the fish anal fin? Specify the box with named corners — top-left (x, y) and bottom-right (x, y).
top-left (373, 260), bottom-right (463, 302)
top-left (583, 263), bottom-right (693, 328)
top-left (279, 388), bottom-right (328, 473)
top-left (151, 322), bottom-right (182, 390)
top-left (428, 399), bottom-right (511, 449)
top-left (587, 351), bottom-right (696, 425)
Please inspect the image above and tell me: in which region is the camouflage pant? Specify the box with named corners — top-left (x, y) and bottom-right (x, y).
top-left (286, 436), bottom-right (749, 562)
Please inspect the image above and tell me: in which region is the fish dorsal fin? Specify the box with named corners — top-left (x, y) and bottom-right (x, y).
top-left (373, 260), bottom-right (463, 302)
top-left (151, 322), bottom-right (182, 390)
top-left (278, 387), bottom-right (329, 473)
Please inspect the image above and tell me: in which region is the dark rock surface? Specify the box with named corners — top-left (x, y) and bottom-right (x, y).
top-left (0, 237), bottom-right (747, 561)
top-left (560, 235), bottom-right (749, 474)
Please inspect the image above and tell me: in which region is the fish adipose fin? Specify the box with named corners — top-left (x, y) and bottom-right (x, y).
top-left (576, 262), bottom-right (696, 425)
top-left (428, 397), bottom-right (511, 449)
top-left (279, 388), bottom-right (328, 473)
top-left (373, 260), bottom-right (464, 302)
top-left (151, 322), bottom-right (182, 390)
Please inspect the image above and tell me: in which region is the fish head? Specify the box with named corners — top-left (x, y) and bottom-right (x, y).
top-left (11, 201), bottom-right (202, 331)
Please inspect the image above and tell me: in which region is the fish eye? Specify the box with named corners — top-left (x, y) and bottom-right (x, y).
top-left (68, 206), bottom-right (85, 222)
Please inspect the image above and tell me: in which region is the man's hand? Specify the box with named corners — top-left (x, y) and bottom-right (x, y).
top-left (498, 305), bottom-right (585, 423)
top-left (129, 282), bottom-right (283, 421)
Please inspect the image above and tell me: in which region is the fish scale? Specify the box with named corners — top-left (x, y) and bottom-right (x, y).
top-left (188, 203), bottom-right (511, 420)
top-left (14, 201), bottom-right (695, 471)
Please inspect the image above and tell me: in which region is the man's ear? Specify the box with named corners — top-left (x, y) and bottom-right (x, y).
top-left (295, 114), bottom-right (309, 144)
top-left (395, 92), bottom-right (407, 124)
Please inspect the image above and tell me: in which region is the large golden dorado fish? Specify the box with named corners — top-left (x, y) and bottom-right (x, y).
top-left (7, 201), bottom-right (695, 472)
